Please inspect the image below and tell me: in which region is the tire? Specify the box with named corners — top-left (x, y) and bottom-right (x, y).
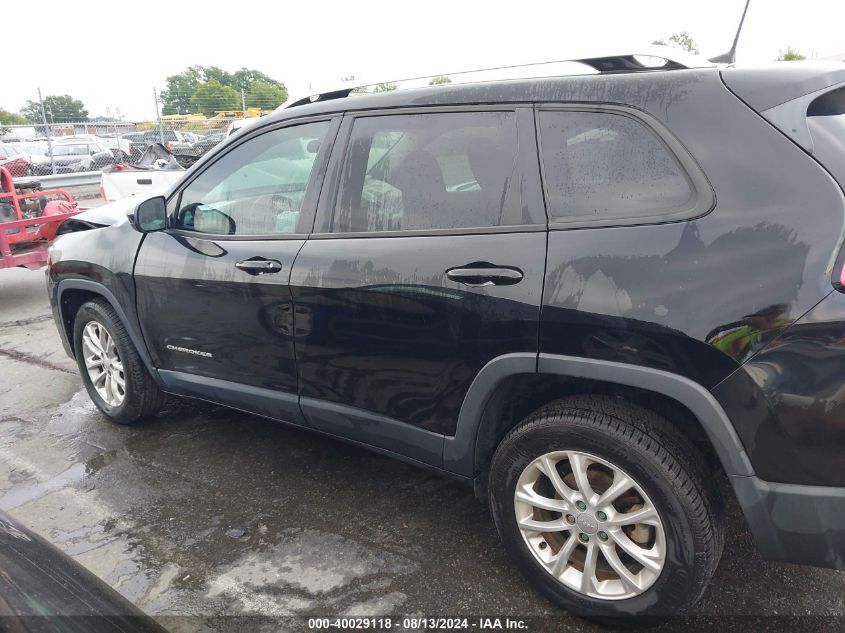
top-left (488, 395), bottom-right (724, 618)
top-left (73, 299), bottom-right (166, 425)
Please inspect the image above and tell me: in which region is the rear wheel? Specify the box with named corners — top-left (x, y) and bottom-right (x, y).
top-left (73, 299), bottom-right (165, 424)
top-left (488, 396), bottom-right (723, 617)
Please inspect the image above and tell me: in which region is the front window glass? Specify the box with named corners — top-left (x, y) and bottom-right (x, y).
top-left (176, 121), bottom-right (328, 235)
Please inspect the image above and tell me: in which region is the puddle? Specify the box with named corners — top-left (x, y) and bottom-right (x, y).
top-left (86, 449), bottom-right (118, 476)
top-left (0, 462), bottom-right (86, 511)
top-left (206, 528), bottom-right (416, 615)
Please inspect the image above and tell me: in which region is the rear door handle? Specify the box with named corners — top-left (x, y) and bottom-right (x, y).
top-left (446, 265), bottom-right (524, 287)
top-left (235, 258), bottom-right (283, 275)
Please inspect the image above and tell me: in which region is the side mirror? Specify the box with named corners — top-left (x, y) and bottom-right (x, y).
top-left (132, 196), bottom-right (167, 232)
top-left (183, 205), bottom-right (237, 235)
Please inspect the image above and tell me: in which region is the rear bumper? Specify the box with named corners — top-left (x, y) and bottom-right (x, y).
top-left (732, 475), bottom-right (845, 569)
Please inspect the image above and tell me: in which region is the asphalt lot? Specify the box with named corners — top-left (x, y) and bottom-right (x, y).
top-left (2, 225), bottom-right (845, 632)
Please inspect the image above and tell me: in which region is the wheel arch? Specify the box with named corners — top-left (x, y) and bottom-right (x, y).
top-left (57, 279), bottom-right (163, 388)
top-left (444, 353), bottom-right (754, 484)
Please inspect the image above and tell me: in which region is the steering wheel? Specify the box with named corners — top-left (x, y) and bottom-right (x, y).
top-left (247, 192), bottom-right (299, 217)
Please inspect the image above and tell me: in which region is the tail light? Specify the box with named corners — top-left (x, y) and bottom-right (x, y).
top-left (841, 262), bottom-right (845, 288)
top-left (99, 183), bottom-right (107, 202)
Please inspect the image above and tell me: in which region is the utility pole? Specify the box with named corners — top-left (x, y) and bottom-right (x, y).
top-left (153, 87), bottom-right (164, 144)
top-left (38, 88), bottom-right (56, 175)
top-left (241, 88), bottom-right (246, 112)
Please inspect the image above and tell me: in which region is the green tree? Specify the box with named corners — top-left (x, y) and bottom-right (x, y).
top-left (246, 81), bottom-right (287, 109)
top-left (190, 79), bottom-right (241, 115)
top-left (429, 75), bottom-right (452, 85)
top-left (160, 66), bottom-right (287, 115)
top-left (0, 109), bottom-right (29, 125)
top-left (777, 46), bottom-right (806, 61)
top-left (204, 66), bottom-right (235, 88)
top-left (160, 65), bottom-right (204, 115)
top-left (232, 68), bottom-right (286, 93)
top-left (0, 108), bottom-right (28, 135)
top-left (373, 82), bottom-right (398, 92)
top-left (652, 31), bottom-right (699, 54)
top-left (20, 95), bottom-right (88, 123)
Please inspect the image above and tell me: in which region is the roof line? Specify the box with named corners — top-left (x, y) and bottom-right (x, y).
top-left (283, 45), bottom-right (715, 109)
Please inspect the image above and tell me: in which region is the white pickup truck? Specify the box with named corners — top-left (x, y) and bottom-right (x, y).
top-left (99, 121), bottom-right (262, 202)
top-left (99, 144), bottom-right (185, 202)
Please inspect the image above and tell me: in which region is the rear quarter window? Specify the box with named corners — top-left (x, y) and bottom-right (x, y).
top-left (806, 86), bottom-right (845, 291)
top-left (537, 109), bottom-right (703, 227)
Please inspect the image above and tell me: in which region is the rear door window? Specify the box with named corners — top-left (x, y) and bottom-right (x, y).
top-left (332, 111), bottom-right (523, 233)
top-left (537, 110), bottom-right (695, 225)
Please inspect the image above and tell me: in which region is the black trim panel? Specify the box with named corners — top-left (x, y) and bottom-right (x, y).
top-left (732, 475), bottom-right (845, 569)
top-left (57, 279), bottom-right (164, 388)
top-left (536, 353), bottom-right (752, 476)
top-left (159, 370), bottom-right (303, 425)
top-left (444, 353), bottom-right (538, 475)
top-left (300, 396), bottom-right (445, 467)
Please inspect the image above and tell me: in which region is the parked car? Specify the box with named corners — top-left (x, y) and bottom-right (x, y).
top-left (0, 143), bottom-right (32, 177)
top-left (12, 142), bottom-right (52, 174)
top-left (100, 143), bottom-right (185, 202)
top-left (189, 132), bottom-right (225, 157)
top-left (144, 129), bottom-right (192, 154)
top-left (60, 134), bottom-right (132, 162)
top-left (46, 55), bottom-right (845, 618)
top-left (50, 140), bottom-right (114, 172)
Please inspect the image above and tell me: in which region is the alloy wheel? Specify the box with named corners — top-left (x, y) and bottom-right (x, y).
top-left (514, 450), bottom-right (666, 600)
top-left (81, 321), bottom-right (126, 407)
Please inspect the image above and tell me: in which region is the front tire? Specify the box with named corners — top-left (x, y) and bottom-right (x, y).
top-left (488, 395), bottom-right (724, 618)
top-left (73, 299), bottom-right (165, 425)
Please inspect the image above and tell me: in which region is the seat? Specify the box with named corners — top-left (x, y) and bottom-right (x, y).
top-left (388, 150), bottom-right (448, 230)
top-left (467, 137), bottom-right (512, 224)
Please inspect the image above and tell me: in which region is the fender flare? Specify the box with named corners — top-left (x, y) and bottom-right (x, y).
top-left (57, 278), bottom-right (164, 388)
top-left (443, 352), bottom-right (754, 479)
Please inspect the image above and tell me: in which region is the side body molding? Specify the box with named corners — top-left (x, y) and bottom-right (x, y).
top-left (444, 352), bottom-right (754, 479)
top-left (57, 279), bottom-right (164, 388)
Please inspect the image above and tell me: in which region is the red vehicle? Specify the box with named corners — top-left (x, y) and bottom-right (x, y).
top-left (0, 166), bottom-right (81, 270)
top-left (0, 144), bottom-right (32, 177)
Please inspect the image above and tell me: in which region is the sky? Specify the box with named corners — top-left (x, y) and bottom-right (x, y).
top-left (3, 0), bottom-right (844, 121)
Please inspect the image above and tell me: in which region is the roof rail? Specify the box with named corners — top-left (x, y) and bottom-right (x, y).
top-left (284, 45), bottom-right (715, 109)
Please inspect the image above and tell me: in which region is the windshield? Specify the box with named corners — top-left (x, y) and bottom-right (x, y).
top-left (53, 144), bottom-right (89, 156)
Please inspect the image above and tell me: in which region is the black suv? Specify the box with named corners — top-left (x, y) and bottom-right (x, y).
top-left (47, 55), bottom-right (845, 618)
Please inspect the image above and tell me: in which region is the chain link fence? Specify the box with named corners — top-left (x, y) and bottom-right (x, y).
top-left (0, 117), bottom-right (240, 178)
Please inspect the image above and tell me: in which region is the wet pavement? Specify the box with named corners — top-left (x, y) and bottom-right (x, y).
top-left (2, 266), bottom-right (845, 633)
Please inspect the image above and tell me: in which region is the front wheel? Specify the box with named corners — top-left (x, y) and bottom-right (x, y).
top-left (73, 299), bottom-right (165, 424)
top-left (488, 396), bottom-right (724, 618)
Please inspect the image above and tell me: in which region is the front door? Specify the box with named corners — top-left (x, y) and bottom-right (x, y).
top-left (134, 117), bottom-right (338, 422)
top-left (290, 107), bottom-right (547, 464)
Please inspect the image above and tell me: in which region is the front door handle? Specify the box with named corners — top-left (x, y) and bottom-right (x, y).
top-left (235, 258), bottom-right (283, 275)
top-left (446, 265), bottom-right (524, 287)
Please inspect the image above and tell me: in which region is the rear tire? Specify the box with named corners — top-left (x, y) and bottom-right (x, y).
top-left (488, 395), bottom-right (724, 618)
top-left (73, 299), bottom-right (165, 425)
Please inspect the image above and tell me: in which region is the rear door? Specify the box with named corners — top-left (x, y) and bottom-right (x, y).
top-left (134, 116), bottom-right (339, 422)
top-left (289, 106), bottom-right (547, 465)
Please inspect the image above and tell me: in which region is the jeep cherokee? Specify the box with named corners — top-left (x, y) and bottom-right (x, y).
top-left (47, 53), bottom-right (845, 617)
